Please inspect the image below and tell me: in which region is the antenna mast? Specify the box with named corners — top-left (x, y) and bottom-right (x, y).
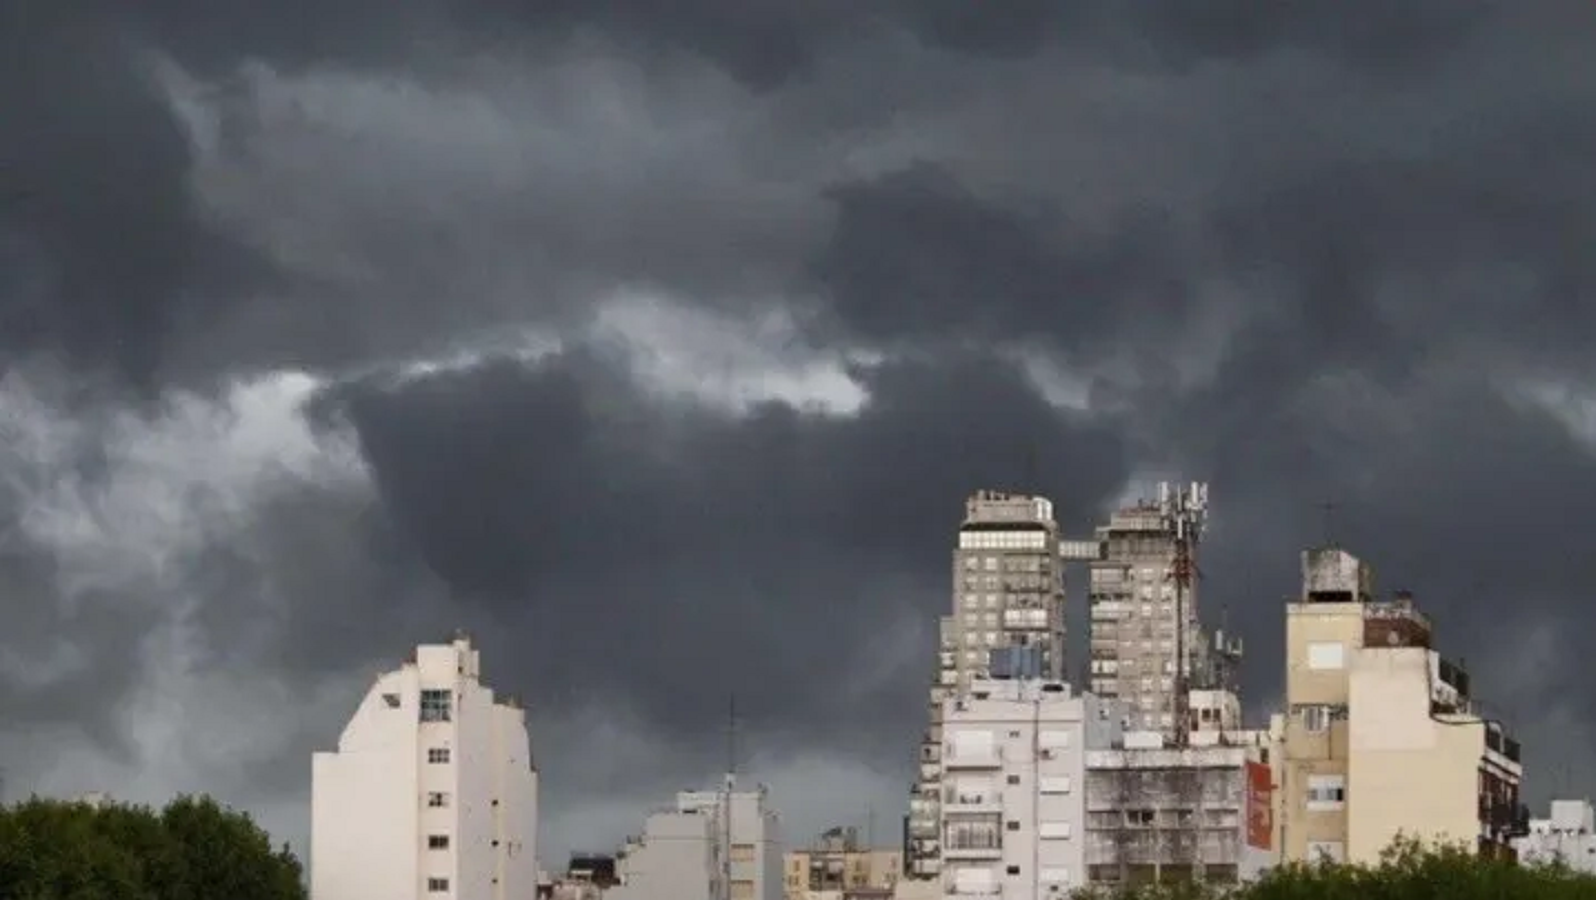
top-left (722, 695), bottom-right (737, 900)
top-left (1162, 481), bottom-right (1209, 749)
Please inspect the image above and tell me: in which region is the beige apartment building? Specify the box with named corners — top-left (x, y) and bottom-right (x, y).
top-left (1275, 547), bottom-right (1523, 864)
top-left (784, 826), bottom-right (899, 900)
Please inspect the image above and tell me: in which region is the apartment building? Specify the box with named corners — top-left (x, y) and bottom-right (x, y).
top-left (1513, 800), bottom-right (1596, 871)
top-left (609, 785), bottom-right (783, 900)
top-left (1082, 707), bottom-right (1275, 886)
top-left (311, 633), bottom-right (539, 900)
top-left (934, 658), bottom-right (1124, 899)
top-left (1087, 483), bottom-right (1241, 739)
top-left (1275, 547), bottom-right (1524, 864)
top-left (784, 826), bottom-right (900, 900)
top-left (909, 491), bottom-right (1067, 879)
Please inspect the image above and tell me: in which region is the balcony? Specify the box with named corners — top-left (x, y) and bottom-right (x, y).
top-left (943, 841), bottom-right (1002, 861)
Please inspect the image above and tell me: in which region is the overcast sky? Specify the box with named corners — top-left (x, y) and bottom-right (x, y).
top-left (4, 0), bottom-right (1596, 865)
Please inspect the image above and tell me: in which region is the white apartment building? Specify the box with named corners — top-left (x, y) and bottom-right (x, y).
top-left (935, 672), bottom-right (1124, 899)
top-left (610, 784), bottom-right (783, 900)
top-left (312, 634), bottom-right (538, 900)
top-left (1513, 800), bottom-right (1596, 872)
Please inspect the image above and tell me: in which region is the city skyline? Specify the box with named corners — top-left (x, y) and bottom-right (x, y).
top-left (3, 0), bottom-right (1596, 871)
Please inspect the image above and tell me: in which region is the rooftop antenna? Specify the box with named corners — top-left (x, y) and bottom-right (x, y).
top-left (1319, 501), bottom-right (1339, 548)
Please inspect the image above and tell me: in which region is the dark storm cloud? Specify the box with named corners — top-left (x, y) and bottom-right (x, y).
top-left (0, 9), bottom-right (272, 386)
top-left (334, 345), bottom-right (1130, 753)
top-left (6, 0), bottom-right (1596, 855)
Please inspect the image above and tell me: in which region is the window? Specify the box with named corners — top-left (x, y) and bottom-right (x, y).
top-left (420, 689), bottom-right (453, 722)
top-left (426, 792), bottom-right (450, 808)
top-left (382, 693), bottom-right (401, 708)
top-left (427, 877), bottom-right (449, 892)
top-left (428, 834), bottom-right (450, 850)
top-left (1039, 821), bottom-right (1072, 840)
top-left (1007, 775), bottom-right (1021, 785)
top-left (1300, 705), bottom-right (1330, 733)
top-left (1307, 641), bottom-right (1345, 670)
top-left (1038, 730), bottom-right (1071, 749)
top-left (1006, 865), bottom-right (1021, 876)
top-left (428, 747), bottom-right (451, 764)
top-left (1039, 776), bottom-right (1072, 794)
top-left (1307, 775), bottom-right (1346, 811)
top-left (1006, 820), bottom-right (1021, 831)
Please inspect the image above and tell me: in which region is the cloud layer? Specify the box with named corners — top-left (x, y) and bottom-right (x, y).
top-left (4, 0), bottom-right (1596, 863)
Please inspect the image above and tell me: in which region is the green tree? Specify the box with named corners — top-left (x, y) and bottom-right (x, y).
top-left (1071, 836), bottom-right (1596, 900)
top-left (0, 794), bottom-right (306, 900)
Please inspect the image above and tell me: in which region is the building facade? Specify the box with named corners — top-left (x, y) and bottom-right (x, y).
top-left (934, 669), bottom-right (1122, 898)
top-left (1083, 723), bottom-right (1274, 886)
top-left (311, 633), bottom-right (539, 900)
top-left (909, 491), bottom-right (1067, 879)
top-left (1513, 800), bottom-right (1596, 872)
top-left (1275, 548), bottom-right (1524, 864)
top-left (784, 827), bottom-right (899, 900)
top-left (610, 786), bottom-right (783, 900)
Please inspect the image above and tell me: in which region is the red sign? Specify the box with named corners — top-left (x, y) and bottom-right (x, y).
top-left (1245, 761), bottom-right (1273, 850)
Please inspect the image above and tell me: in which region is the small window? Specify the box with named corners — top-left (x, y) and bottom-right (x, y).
top-left (427, 877), bottom-right (449, 892)
top-left (1006, 865), bottom-right (1021, 876)
top-left (420, 689), bottom-right (453, 723)
top-left (382, 693), bottom-right (401, 708)
top-left (1006, 820), bottom-right (1021, 831)
top-left (428, 747), bottom-right (451, 764)
top-left (426, 792), bottom-right (449, 808)
top-left (428, 834), bottom-right (450, 850)
top-left (1007, 775), bottom-right (1021, 785)
top-left (1306, 641), bottom-right (1345, 670)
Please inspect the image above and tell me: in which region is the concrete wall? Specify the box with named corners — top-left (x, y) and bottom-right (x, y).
top-left (1347, 648), bottom-right (1483, 863)
top-left (609, 809), bottom-right (717, 900)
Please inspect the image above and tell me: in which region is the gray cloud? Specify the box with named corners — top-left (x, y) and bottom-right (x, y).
top-left (4, 0), bottom-right (1596, 867)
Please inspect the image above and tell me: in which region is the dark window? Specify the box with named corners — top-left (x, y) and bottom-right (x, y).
top-left (427, 877), bottom-right (449, 892)
top-left (428, 834), bottom-right (450, 850)
top-left (382, 693), bottom-right (401, 708)
top-left (426, 792), bottom-right (449, 808)
top-left (420, 689), bottom-right (452, 723)
top-left (1006, 821), bottom-right (1020, 831)
top-left (1007, 775), bottom-right (1021, 785)
top-left (1006, 865), bottom-right (1021, 875)
top-left (428, 747), bottom-right (451, 764)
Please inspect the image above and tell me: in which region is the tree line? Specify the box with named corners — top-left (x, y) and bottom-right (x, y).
top-left (0, 794), bottom-right (305, 900)
top-left (1074, 838), bottom-right (1596, 899)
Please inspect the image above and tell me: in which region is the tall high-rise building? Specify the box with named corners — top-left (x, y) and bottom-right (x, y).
top-left (311, 633), bottom-right (539, 900)
top-left (1087, 483), bottom-right (1238, 739)
top-left (907, 490), bottom-right (1065, 879)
